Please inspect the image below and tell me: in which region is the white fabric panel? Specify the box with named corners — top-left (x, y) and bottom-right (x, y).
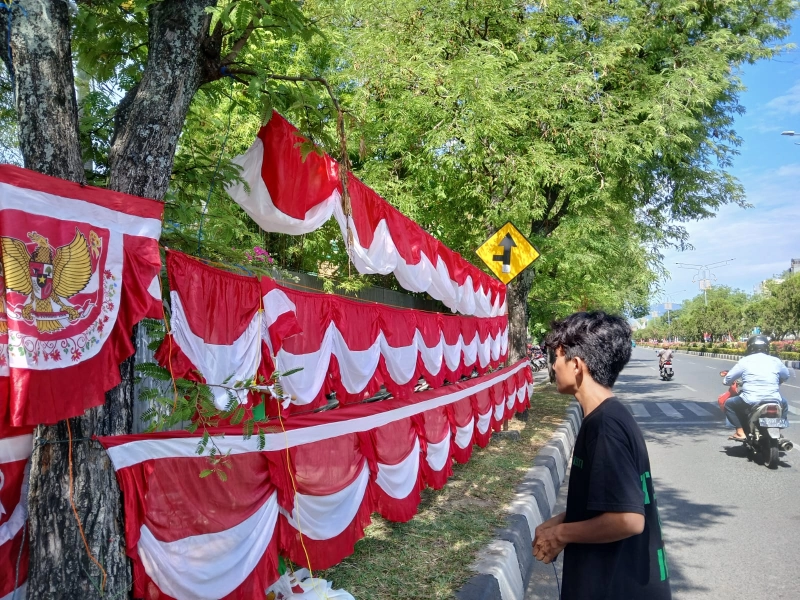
top-left (0, 583), bottom-right (26, 600)
top-left (138, 492), bottom-right (278, 600)
top-left (477, 410), bottom-right (492, 435)
top-left (0, 183), bottom-right (162, 239)
top-left (454, 419), bottom-right (474, 450)
top-left (281, 463), bottom-right (371, 541)
top-left (506, 393), bottom-right (516, 410)
top-left (226, 138), bottom-right (339, 235)
top-left (333, 330), bottom-right (383, 393)
top-left (425, 436), bottom-right (451, 472)
top-left (416, 332), bottom-right (444, 377)
top-left (263, 288), bottom-right (298, 328)
top-left (378, 334), bottom-right (418, 385)
top-left (170, 292), bottom-right (262, 410)
top-left (462, 337), bottom-right (479, 367)
top-left (375, 438), bottom-right (421, 500)
top-left (0, 461), bottom-right (29, 547)
top-left (477, 337), bottom-right (491, 369)
top-left (494, 400), bottom-right (506, 421)
top-left (0, 434), bottom-right (33, 464)
top-left (516, 386), bottom-right (526, 405)
top-left (443, 335), bottom-right (464, 371)
top-left (333, 202), bottom-right (505, 318)
top-left (106, 362), bottom-right (530, 468)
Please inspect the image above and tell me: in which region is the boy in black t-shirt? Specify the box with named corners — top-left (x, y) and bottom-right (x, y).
top-left (532, 312), bottom-right (671, 600)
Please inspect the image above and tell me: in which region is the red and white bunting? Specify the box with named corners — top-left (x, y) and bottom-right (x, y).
top-left (0, 427), bottom-right (33, 600)
top-left (98, 361), bottom-right (533, 599)
top-left (226, 112), bottom-right (506, 318)
top-left (0, 166), bottom-right (163, 428)
top-left (156, 251), bottom-right (508, 413)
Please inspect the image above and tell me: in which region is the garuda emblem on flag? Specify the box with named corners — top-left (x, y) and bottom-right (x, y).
top-left (2, 228), bottom-right (100, 333)
top-left (0, 165), bottom-right (164, 428)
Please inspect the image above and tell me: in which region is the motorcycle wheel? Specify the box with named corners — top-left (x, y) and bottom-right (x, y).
top-left (762, 438), bottom-right (779, 469)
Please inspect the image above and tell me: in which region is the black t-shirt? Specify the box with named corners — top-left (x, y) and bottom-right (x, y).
top-left (561, 398), bottom-right (671, 600)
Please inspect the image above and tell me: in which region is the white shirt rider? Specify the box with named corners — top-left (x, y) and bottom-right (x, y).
top-left (723, 352), bottom-right (790, 405)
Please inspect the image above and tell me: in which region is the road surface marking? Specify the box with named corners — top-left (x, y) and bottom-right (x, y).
top-left (785, 384), bottom-right (800, 389)
top-left (656, 403), bottom-right (683, 418)
top-left (649, 367), bottom-right (657, 371)
top-left (640, 420), bottom-right (726, 427)
top-left (788, 405), bottom-right (800, 416)
top-left (682, 402), bottom-right (713, 417)
top-left (706, 366), bottom-right (716, 369)
top-left (616, 381), bottom-right (628, 385)
top-left (629, 404), bottom-right (650, 418)
top-left (683, 385), bottom-right (698, 392)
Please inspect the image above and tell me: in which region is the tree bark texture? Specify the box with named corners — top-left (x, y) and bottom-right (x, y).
top-left (6, 0), bottom-right (220, 597)
top-left (5, 0), bottom-right (85, 181)
top-left (507, 267), bottom-right (534, 363)
top-left (108, 0), bottom-right (218, 199)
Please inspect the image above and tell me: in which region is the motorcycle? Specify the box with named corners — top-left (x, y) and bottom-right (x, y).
top-left (659, 360), bottom-right (674, 381)
top-left (718, 377), bottom-right (792, 469)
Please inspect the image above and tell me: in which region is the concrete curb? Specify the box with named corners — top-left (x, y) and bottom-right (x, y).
top-left (455, 402), bottom-right (583, 600)
top-left (642, 345), bottom-right (800, 369)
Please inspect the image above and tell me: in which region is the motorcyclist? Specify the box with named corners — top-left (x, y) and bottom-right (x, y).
top-left (720, 335), bottom-right (790, 442)
top-left (656, 344), bottom-right (673, 372)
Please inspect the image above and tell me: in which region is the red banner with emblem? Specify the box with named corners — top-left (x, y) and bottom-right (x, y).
top-left (0, 166), bottom-right (163, 428)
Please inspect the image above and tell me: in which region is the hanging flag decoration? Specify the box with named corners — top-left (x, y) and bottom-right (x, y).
top-left (155, 251), bottom-right (508, 413)
top-left (332, 176), bottom-right (506, 318)
top-left (98, 360), bottom-right (533, 600)
top-left (0, 426), bottom-right (33, 600)
top-left (0, 166), bottom-right (163, 428)
top-left (154, 250), bottom-right (302, 411)
top-left (226, 112), bottom-right (506, 318)
top-left (226, 111), bottom-right (341, 236)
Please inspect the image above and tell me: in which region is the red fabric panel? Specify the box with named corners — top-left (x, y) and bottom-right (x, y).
top-left (0, 164), bottom-right (164, 220)
top-left (278, 288), bottom-right (331, 353)
top-left (166, 250), bottom-right (260, 344)
top-left (366, 419), bottom-right (423, 522)
top-left (472, 387), bottom-right (493, 448)
top-left (3, 235), bottom-right (161, 427)
top-left (259, 111), bottom-right (340, 220)
top-left (420, 406), bottom-right (453, 489)
top-left (491, 380), bottom-right (506, 432)
top-left (451, 396), bottom-right (474, 428)
top-left (291, 434), bottom-right (363, 495)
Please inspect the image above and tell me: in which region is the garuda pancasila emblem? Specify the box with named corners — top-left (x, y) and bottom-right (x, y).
top-left (1, 228), bottom-right (100, 334)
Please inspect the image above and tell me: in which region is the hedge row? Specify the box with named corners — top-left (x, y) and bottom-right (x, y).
top-left (639, 343), bottom-right (800, 361)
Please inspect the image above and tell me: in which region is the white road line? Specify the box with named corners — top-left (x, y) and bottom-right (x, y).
top-left (785, 384), bottom-right (800, 389)
top-left (683, 385), bottom-right (698, 392)
top-left (788, 405), bottom-right (800, 416)
top-left (706, 366), bottom-right (716, 369)
top-left (629, 404), bottom-right (651, 418)
top-left (682, 402), bottom-right (713, 417)
top-left (640, 420), bottom-right (726, 426)
top-left (656, 403), bottom-right (683, 419)
top-left (649, 367), bottom-right (657, 371)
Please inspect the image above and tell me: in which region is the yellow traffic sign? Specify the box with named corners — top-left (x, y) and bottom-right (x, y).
top-left (476, 222), bottom-right (540, 284)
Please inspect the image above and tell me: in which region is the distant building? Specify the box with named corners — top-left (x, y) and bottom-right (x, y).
top-left (792, 258), bottom-right (800, 275)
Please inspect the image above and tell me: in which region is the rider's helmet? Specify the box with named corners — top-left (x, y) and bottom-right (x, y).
top-left (745, 335), bottom-right (770, 356)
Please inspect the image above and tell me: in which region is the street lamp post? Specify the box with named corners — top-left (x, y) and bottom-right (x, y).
top-left (782, 131), bottom-right (800, 145)
top-left (676, 260), bottom-right (735, 306)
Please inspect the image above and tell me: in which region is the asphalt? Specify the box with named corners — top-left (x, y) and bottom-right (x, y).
top-left (526, 346), bottom-right (800, 600)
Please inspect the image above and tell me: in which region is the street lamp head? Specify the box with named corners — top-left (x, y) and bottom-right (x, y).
top-left (782, 131), bottom-right (797, 136)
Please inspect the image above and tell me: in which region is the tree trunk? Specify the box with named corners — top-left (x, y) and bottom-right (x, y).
top-left (6, 0), bottom-right (219, 597)
top-left (507, 267), bottom-right (534, 363)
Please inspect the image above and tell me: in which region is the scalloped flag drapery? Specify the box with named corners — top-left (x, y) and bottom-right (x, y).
top-left (0, 425), bottom-right (33, 600)
top-left (98, 360), bottom-right (533, 600)
top-left (226, 111), bottom-right (506, 318)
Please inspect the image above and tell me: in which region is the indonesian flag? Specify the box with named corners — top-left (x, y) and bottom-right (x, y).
top-left (226, 111), bottom-right (341, 236)
top-left (155, 250), bottom-right (302, 411)
top-left (0, 426), bottom-right (33, 600)
top-left (0, 166), bottom-right (163, 428)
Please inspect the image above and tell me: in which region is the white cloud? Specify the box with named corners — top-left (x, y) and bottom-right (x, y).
top-left (765, 80), bottom-right (800, 116)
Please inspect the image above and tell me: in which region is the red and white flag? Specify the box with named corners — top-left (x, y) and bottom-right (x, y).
top-left (0, 426), bottom-right (33, 600)
top-left (155, 250), bottom-right (301, 410)
top-left (0, 166), bottom-right (163, 428)
top-left (226, 111), bottom-right (341, 236)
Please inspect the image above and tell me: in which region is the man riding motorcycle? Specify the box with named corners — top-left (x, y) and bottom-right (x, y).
top-left (721, 335), bottom-right (790, 442)
top-left (657, 344), bottom-right (673, 372)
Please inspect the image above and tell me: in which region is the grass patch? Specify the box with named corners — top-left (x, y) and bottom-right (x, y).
top-left (317, 384), bottom-right (571, 599)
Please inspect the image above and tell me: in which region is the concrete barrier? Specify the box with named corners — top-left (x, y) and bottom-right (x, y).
top-left (455, 402), bottom-right (583, 600)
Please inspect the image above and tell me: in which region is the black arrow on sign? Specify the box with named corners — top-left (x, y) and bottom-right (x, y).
top-left (493, 233), bottom-right (516, 273)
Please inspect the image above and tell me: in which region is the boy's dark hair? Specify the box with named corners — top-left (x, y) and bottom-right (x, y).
top-left (544, 311), bottom-right (632, 388)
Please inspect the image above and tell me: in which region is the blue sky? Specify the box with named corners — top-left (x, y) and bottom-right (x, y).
top-left (660, 18), bottom-right (800, 304)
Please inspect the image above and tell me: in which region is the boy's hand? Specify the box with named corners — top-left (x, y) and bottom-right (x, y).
top-left (532, 524), bottom-right (566, 564)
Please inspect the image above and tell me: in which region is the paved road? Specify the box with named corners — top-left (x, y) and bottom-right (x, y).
top-left (527, 347), bottom-right (800, 599)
